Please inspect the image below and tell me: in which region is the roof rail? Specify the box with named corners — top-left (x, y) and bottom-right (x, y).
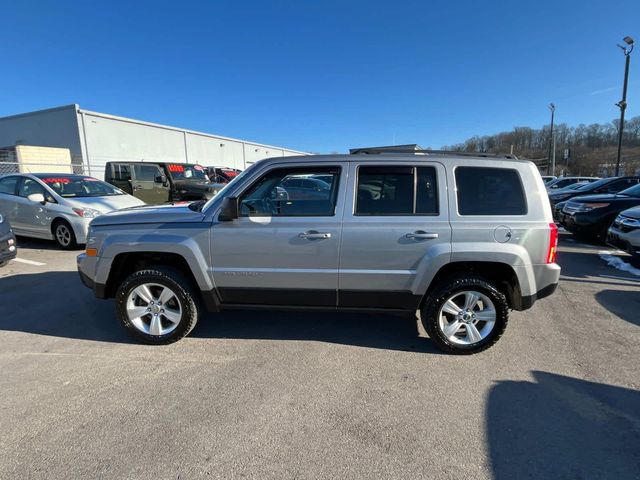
top-left (349, 146), bottom-right (518, 159)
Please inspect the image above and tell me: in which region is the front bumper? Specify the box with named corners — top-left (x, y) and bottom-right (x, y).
top-left (606, 226), bottom-right (640, 256)
top-left (0, 230), bottom-right (17, 264)
top-left (77, 252), bottom-right (107, 298)
top-left (558, 211), bottom-right (603, 235)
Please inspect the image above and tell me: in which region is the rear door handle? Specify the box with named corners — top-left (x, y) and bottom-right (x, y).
top-left (406, 231), bottom-right (439, 240)
top-left (299, 231), bottom-right (331, 239)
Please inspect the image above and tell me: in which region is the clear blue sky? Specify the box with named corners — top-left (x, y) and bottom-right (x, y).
top-left (1, 0), bottom-right (639, 153)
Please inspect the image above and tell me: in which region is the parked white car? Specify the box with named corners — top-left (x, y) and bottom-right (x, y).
top-left (0, 173), bottom-right (145, 249)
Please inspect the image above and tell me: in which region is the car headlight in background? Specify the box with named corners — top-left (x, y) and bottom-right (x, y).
top-left (72, 207), bottom-right (102, 218)
top-left (619, 216), bottom-right (640, 227)
top-left (573, 202), bottom-right (610, 212)
top-left (0, 213), bottom-right (3, 223)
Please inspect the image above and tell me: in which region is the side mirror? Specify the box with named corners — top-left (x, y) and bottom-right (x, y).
top-left (27, 193), bottom-right (46, 204)
top-left (218, 196), bottom-right (239, 221)
top-left (155, 174), bottom-right (167, 184)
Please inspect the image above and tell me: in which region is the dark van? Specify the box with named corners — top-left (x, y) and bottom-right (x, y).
top-left (105, 162), bottom-right (224, 204)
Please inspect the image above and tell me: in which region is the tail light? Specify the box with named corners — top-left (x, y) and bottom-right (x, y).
top-left (547, 222), bottom-right (558, 264)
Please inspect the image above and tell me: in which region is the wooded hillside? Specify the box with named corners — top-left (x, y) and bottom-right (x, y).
top-left (442, 116), bottom-right (640, 176)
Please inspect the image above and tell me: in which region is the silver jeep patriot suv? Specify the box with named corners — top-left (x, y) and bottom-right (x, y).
top-left (78, 149), bottom-right (560, 354)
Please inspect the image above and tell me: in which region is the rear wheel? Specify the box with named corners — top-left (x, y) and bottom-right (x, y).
top-left (53, 220), bottom-right (78, 250)
top-left (421, 275), bottom-right (509, 354)
top-left (115, 267), bottom-right (199, 344)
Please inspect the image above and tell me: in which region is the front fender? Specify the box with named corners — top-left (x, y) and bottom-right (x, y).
top-left (94, 224), bottom-right (212, 290)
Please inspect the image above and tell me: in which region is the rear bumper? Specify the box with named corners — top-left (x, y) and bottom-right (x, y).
top-left (0, 230), bottom-right (17, 264)
top-left (516, 262), bottom-right (561, 311)
top-left (520, 282), bottom-right (558, 310)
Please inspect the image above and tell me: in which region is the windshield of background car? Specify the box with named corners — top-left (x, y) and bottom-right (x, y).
top-left (168, 164), bottom-right (209, 182)
top-left (39, 176), bottom-right (125, 197)
top-left (576, 178), bottom-right (612, 191)
top-left (618, 184), bottom-right (640, 197)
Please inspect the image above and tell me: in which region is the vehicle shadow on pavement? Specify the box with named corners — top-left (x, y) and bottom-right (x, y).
top-left (0, 271), bottom-right (441, 353)
top-left (14, 236), bottom-right (78, 251)
top-left (595, 290), bottom-right (640, 327)
top-left (193, 309), bottom-right (441, 354)
top-left (488, 371), bottom-right (640, 480)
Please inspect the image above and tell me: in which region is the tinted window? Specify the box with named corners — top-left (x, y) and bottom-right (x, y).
top-left (0, 176), bottom-right (19, 195)
top-left (134, 164), bottom-right (161, 182)
top-left (356, 166), bottom-right (438, 215)
top-left (456, 167), bottom-right (527, 215)
top-left (112, 164), bottom-right (131, 181)
top-left (239, 167), bottom-right (340, 217)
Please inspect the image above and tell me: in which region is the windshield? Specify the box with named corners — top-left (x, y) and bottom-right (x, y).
top-left (576, 178), bottom-right (613, 191)
top-left (201, 163), bottom-right (258, 213)
top-left (618, 184), bottom-right (640, 197)
top-left (40, 176), bottom-right (124, 197)
top-left (168, 164), bottom-right (209, 182)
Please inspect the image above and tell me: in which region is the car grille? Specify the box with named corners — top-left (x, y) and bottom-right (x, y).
top-left (612, 215), bottom-right (640, 233)
top-left (562, 202), bottom-right (581, 214)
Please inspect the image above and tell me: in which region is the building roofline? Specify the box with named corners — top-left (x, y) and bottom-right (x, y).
top-left (76, 107), bottom-right (309, 155)
top-left (0, 104), bottom-right (78, 122)
top-left (0, 104), bottom-right (309, 155)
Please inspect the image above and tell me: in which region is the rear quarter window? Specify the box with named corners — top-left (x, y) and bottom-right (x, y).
top-left (455, 167), bottom-right (527, 215)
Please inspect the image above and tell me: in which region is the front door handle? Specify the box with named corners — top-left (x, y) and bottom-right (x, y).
top-left (406, 231), bottom-right (439, 240)
top-left (299, 231), bottom-right (331, 240)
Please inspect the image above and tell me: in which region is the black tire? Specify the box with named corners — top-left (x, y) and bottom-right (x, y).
top-left (52, 219), bottom-right (78, 250)
top-left (115, 267), bottom-right (200, 345)
top-left (421, 275), bottom-right (509, 354)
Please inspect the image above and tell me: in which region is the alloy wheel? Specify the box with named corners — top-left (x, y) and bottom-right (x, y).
top-left (438, 290), bottom-right (496, 345)
top-left (126, 283), bottom-right (182, 336)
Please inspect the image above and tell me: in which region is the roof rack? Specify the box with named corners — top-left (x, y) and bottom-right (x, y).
top-left (349, 146), bottom-right (518, 160)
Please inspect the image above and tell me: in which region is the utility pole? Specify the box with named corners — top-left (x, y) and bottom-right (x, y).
top-left (615, 36), bottom-right (634, 177)
top-left (547, 103), bottom-right (555, 175)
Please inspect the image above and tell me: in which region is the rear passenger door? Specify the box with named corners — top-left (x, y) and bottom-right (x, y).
top-left (0, 176), bottom-right (20, 225)
top-left (108, 163), bottom-right (134, 194)
top-left (338, 162), bottom-right (451, 309)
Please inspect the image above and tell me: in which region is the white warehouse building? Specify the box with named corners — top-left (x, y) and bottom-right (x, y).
top-left (0, 104), bottom-right (308, 177)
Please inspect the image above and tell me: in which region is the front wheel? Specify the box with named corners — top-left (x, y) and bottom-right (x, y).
top-left (115, 267), bottom-right (200, 344)
top-left (53, 220), bottom-right (78, 250)
top-left (421, 276), bottom-right (509, 354)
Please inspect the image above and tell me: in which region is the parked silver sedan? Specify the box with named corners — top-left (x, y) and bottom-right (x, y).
top-left (0, 173), bottom-right (145, 249)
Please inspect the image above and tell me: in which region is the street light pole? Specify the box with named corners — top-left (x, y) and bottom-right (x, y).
top-left (547, 103), bottom-right (555, 175)
top-left (615, 36), bottom-right (634, 177)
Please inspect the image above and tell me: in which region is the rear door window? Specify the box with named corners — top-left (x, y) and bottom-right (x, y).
top-left (356, 166), bottom-right (439, 215)
top-left (0, 176), bottom-right (19, 195)
top-left (111, 164), bottom-right (132, 181)
top-left (455, 167), bottom-right (527, 215)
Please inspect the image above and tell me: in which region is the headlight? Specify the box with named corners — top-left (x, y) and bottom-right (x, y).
top-left (620, 216), bottom-right (640, 227)
top-left (72, 207), bottom-right (102, 218)
top-left (0, 213), bottom-right (3, 223)
top-left (573, 202), bottom-right (610, 212)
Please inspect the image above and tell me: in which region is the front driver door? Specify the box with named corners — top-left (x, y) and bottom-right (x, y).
top-left (132, 164), bottom-right (168, 204)
top-left (210, 163), bottom-right (346, 306)
top-left (15, 177), bottom-right (54, 237)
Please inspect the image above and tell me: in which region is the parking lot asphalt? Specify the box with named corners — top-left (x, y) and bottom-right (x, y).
top-left (1, 233), bottom-right (639, 480)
